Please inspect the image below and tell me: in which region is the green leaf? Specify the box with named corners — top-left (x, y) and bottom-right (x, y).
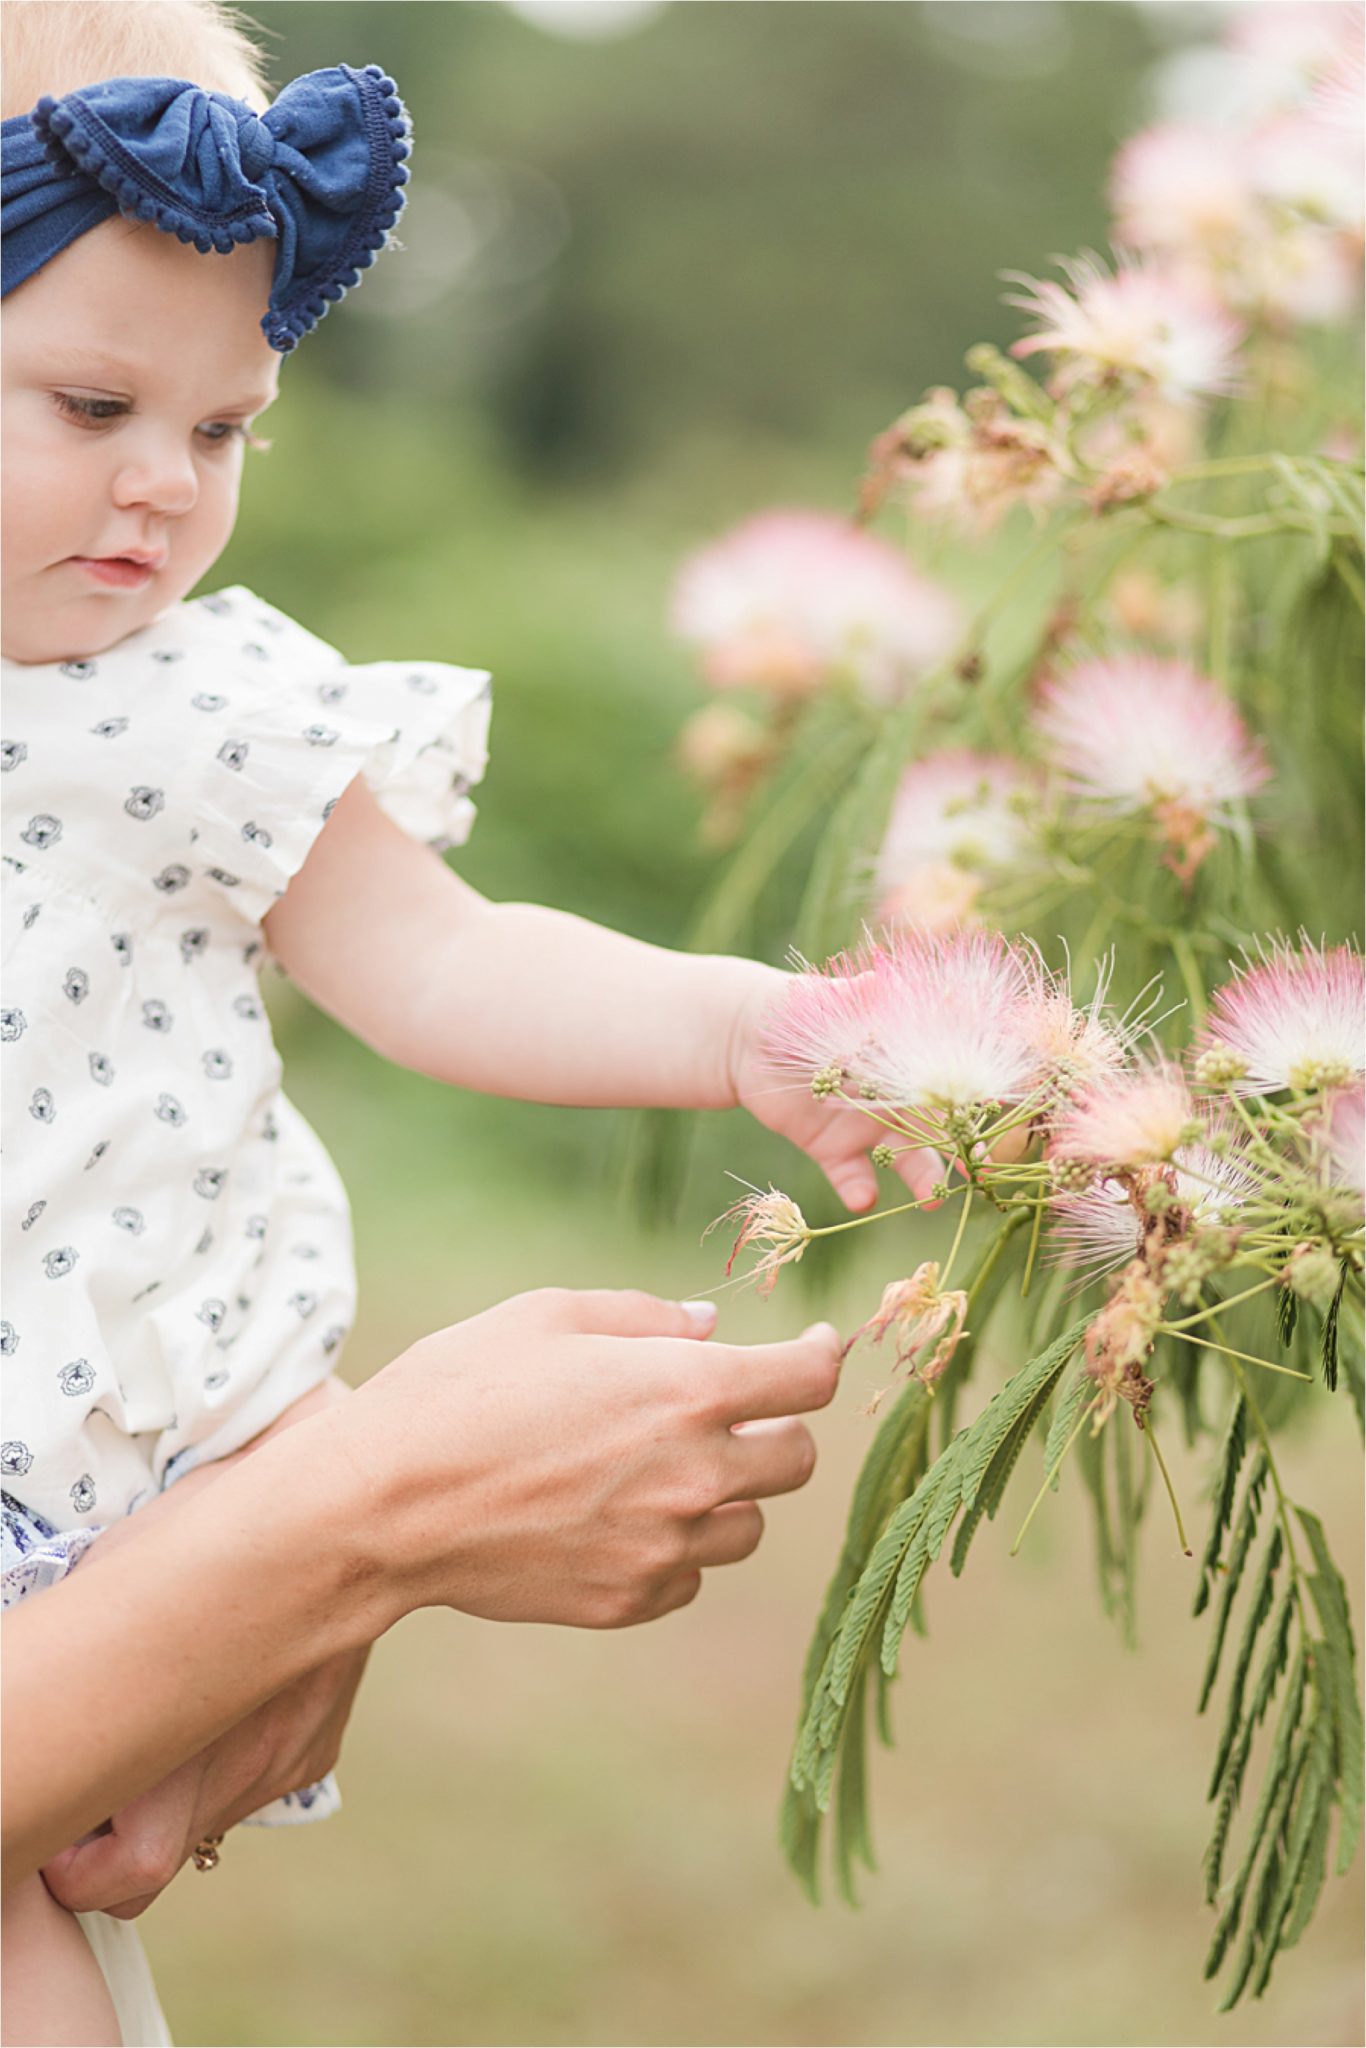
top-left (792, 688), bottom-right (929, 961)
top-left (1194, 1395), bottom-right (1248, 1618)
top-left (832, 1670), bottom-right (874, 1905)
top-left (1208, 1524), bottom-right (1283, 1798)
top-left (1198, 1453), bottom-right (1268, 1710)
top-left (1321, 1262), bottom-right (1348, 1394)
top-left (1043, 1357), bottom-right (1094, 1492)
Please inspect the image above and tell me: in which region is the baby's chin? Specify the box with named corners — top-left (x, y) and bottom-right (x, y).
top-left (2, 578), bottom-right (187, 665)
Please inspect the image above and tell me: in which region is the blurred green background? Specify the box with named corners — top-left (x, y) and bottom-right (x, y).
top-left (146, 4), bottom-right (1363, 2042)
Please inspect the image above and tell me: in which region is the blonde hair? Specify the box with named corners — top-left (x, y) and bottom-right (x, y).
top-left (2, 1), bottom-right (274, 120)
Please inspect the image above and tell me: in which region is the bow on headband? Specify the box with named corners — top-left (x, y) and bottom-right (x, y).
top-left (0, 64), bottom-right (410, 350)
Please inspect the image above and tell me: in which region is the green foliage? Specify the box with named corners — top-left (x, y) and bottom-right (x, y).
top-left (784, 1313), bottom-right (1087, 1901)
top-left (1195, 1461), bottom-right (1365, 2008)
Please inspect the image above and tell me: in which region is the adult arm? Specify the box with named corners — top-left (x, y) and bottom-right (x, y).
top-left (3, 1287), bottom-right (839, 1888)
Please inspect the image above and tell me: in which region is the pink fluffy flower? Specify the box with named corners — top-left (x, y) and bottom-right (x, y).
top-left (1006, 255), bottom-right (1244, 405)
top-left (874, 750), bottom-right (1037, 931)
top-left (1050, 1142), bottom-right (1253, 1280)
top-left (670, 511), bottom-right (961, 704)
top-left (764, 930), bottom-right (1049, 1118)
top-left (1051, 1062), bottom-right (1196, 1169)
top-left (1200, 940), bottom-right (1366, 1094)
top-left (1034, 655), bottom-right (1270, 878)
top-left (1111, 124), bottom-right (1260, 261)
top-left (1326, 1083), bottom-right (1366, 1195)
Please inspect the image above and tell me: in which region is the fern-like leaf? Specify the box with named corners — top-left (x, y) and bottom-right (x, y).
top-left (1194, 1394), bottom-right (1248, 1618)
top-left (1199, 1451), bottom-right (1269, 1713)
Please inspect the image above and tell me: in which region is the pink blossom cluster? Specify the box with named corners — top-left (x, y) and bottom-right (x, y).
top-left (763, 928), bottom-right (1129, 1137)
top-left (669, 510), bottom-right (960, 706)
top-left (1110, 6), bottom-right (1364, 330)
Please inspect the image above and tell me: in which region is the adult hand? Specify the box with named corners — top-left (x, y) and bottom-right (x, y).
top-left (342, 1287), bottom-right (842, 1628)
top-left (39, 1645), bottom-right (368, 1919)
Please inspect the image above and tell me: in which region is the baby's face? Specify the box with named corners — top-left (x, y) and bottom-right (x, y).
top-left (1, 219), bottom-right (280, 664)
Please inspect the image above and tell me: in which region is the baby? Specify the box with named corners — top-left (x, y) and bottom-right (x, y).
top-left (1, 2), bottom-right (925, 2039)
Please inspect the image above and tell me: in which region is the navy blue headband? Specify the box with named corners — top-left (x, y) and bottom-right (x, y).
top-left (0, 64), bottom-right (410, 351)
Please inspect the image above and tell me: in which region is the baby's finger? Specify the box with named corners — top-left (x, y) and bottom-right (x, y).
top-left (686, 1499), bottom-right (764, 1568)
top-left (895, 1144), bottom-right (945, 1205)
top-left (823, 1155), bottom-right (878, 1212)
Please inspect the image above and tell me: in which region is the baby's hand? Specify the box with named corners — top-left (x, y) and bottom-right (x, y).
top-left (727, 967), bottom-right (941, 1211)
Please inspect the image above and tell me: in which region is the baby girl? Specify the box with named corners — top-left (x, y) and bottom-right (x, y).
top-left (1, 2), bottom-right (926, 2039)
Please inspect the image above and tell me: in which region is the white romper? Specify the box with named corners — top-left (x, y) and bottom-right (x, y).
top-left (0, 583), bottom-right (491, 1811)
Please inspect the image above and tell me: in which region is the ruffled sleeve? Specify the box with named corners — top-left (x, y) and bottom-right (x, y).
top-left (193, 592), bottom-right (491, 927)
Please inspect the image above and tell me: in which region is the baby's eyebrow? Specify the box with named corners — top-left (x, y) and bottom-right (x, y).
top-left (48, 347), bottom-right (276, 412)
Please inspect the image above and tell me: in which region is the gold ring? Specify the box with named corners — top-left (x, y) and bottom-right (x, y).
top-left (192, 1834), bottom-right (225, 1871)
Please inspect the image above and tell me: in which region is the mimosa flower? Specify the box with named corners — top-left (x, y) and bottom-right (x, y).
top-left (670, 510), bottom-right (960, 704)
top-left (1033, 655), bottom-right (1269, 877)
top-left (1111, 124), bottom-right (1260, 260)
top-left (1228, 2), bottom-right (1362, 91)
top-left (1006, 254), bottom-right (1244, 405)
top-left (1023, 975), bottom-right (1130, 1099)
top-left (1051, 1062), bottom-right (1196, 1169)
top-left (1050, 1144), bottom-right (1253, 1281)
top-left (708, 1185), bottom-right (811, 1295)
top-left (1200, 940), bottom-right (1366, 1094)
top-left (874, 750), bottom-right (1037, 929)
top-left (1326, 1083), bottom-right (1365, 1195)
top-left (850, 1262), bottom-right (971, 1391)
top-left (1251, 113), bottom-right (1365, 234)
top-left (764, 931), bottom-right (1048, 1121)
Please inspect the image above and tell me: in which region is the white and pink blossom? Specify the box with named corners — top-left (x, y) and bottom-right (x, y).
top-left (1051, 1061), bottom-right (1196, 1168)
top-left (1033, 655), bottom-right (1269, 878)
top-left (1006, 255), bottom-right (1244, 405)
top-left (764, 930), bottom-right (1049, 1119)
top-left (1325, 1082), bottom-right (1366, 1195)
top-left (1050, 1142), bottom-right (1253, 1280)
top-left (874, 750), bottom-right (1037, 931)
top-left (1201, 940), bottom-right (1365, 1094)
top-left (1111, 124), bottom-right (1260, 261)
top-left (669, 510), bottom-right (961, 705)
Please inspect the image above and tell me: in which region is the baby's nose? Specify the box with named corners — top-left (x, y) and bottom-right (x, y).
top-left (111, 429), bottom-right (199, 518)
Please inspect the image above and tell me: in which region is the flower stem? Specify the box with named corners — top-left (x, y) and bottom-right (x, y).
top-left (940, 1178), bottom-right (976, 1290)
top-left (1157, 1326), bottom-right (1311, 1380)
top-left (1144, 1418), bottom-right (1192, 1555)
top-left (1162, 1273), bottom-right (1282, 1331)
top-left (1010, 1389), bottom-right (1095, 1556)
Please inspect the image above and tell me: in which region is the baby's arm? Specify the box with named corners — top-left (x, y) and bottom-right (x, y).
top-left (263, 776), bottom-right (777, 1111)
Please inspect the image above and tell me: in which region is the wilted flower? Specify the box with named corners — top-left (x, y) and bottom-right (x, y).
top-left (866, 387), bottom-right (1067, 536)
top-left (846, 1261), bottom-right (970, 1390)
top-left (874, 750), bottom-right (1037, 931)
top-left (1106, 567), bottom-right (1206, 648)
top-left (764, 931), bottom-right (1049, 1126)
top-left (1034, 655), bottom-right (1270, 880)
top-left (708, 1185), bottom-right (811, 1295)
top-left (1084, 1261), bottom-right (1161, 1425)
top-left (1006, 254), bottom-right (1244, 405)
top-left (670, 510), bottom-right (960, 705)
top-left (676, 701), bottom-right (777, 845)
top-left (1201, 940), bottom-right (1366, 1094)
top-left (1051, 1061), bottom-right (1196, 1169)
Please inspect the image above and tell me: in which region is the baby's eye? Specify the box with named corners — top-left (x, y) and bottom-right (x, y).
top-left (53, 391), bottom-right (129, 427)
top-left (196, 421), bottom-right (271, 453)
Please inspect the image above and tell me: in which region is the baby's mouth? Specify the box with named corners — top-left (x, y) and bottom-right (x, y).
top-left (70, 554), bottom-right (165, 590)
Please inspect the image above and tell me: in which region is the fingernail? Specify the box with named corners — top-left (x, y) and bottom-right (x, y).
top-left (680, 1299), bottom-right (718, 1331)
top-left (801, 1321), bottom-right (839, 1346)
